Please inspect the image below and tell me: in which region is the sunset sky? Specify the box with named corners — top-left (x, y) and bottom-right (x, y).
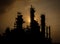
top-left (0, 0), bottom-right (60, 43)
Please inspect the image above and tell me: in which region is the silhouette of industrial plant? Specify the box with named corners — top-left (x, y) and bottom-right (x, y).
top-left (0, 5), bottom-right (52, 44)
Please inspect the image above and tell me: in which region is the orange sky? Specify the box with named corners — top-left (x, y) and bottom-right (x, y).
top-left (0, 0), bottom-right (60, 43)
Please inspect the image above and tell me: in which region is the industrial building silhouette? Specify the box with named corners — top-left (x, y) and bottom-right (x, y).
top-left (0, 5), bottom-right (52, 44)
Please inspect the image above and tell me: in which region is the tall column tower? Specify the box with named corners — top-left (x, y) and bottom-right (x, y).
top-left (30, 5), bottom-right (35, 22)
top-left (41, 14), bottom-right (45, 38)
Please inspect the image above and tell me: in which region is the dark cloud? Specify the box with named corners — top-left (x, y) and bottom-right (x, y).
top-left (0, 0), bottom-right (15, 14)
